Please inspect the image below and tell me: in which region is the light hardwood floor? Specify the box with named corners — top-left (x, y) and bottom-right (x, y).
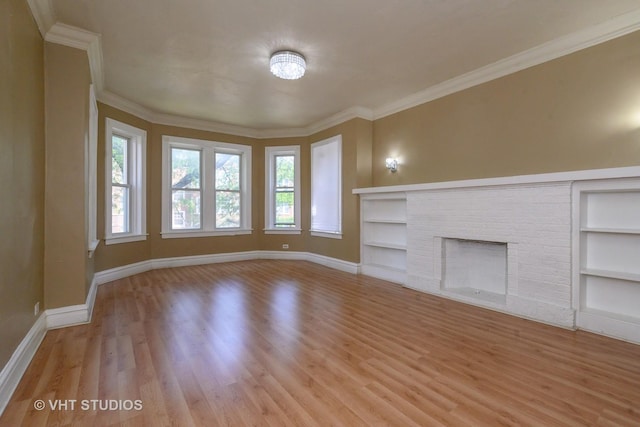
top-left (2, 260), bottom-right (639, 426)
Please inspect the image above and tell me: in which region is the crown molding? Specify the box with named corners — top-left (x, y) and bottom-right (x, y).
top-left (98, 89), bottom-right (373, 139)
top-left (373, 8), bottom-right (640, 120)
top-left (39, 9), bottom-right (640, 138)
top-left (26, 0), bottom-right (55, 37)
top-left (306, 106), bottom-right (374, 136)
top-left (44, 23), bottom-right (105, 91)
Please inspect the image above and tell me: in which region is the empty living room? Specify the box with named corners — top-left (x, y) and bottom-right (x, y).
top-left (1, 0), bottom-right (640, 425)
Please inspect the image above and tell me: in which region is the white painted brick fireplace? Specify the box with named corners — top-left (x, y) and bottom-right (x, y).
top-left (355, 167), bottom-right (640, 341)
top-left (405, 182), bottom-right (574, 327)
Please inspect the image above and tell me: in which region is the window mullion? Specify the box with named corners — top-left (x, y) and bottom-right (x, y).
top-left (203, 147), bottom-right (215, 231)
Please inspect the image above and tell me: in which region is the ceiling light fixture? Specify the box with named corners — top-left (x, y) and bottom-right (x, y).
top-left (270, 50), bottom-right (306, 80)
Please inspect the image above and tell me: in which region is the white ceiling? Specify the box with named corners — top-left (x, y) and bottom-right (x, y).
top-left (49, 0), bottom-right (640, 132)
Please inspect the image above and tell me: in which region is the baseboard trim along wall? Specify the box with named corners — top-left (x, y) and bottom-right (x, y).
top-left (0, 250), bottom-right (358, 417)
top-left (0, 314), bottom-right (47, 416)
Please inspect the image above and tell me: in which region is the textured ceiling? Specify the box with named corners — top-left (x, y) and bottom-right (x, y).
top-left (51, 0), bottom-right (640, 131)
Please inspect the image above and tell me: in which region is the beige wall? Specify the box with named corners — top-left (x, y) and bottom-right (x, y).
top-left (94, 104), bottom-right (152, 272)
top-left (373, 30), bottom-right (640, 186)
top-left (306, 118), bottom-right (372, 263)
top-left (44, 43), bottom-right (93, 309)
top-left (94, 29), bottom-right (640, 273)
top-left (0, 0), bottom-right (45, 369)
top-left (94, 109), bottom-right (370, 270)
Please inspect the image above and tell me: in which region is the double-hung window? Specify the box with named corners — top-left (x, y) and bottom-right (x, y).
top-left (162, 136), bottom-right (252, 238)
top-left (310, 135), bottom-right (342, 239)
top-left (105, 118), bottom-right (147, 244)
top-left (265, 146), bottom-right (301, 233)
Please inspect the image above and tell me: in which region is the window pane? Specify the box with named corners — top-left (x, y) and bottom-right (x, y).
top-left (275, 190), bottom-right (295, 227)
top-left (172, 148), bottom-right (200, 189)
top-left (112, 135), bottom-right (128, 184)
top-left (111, 186), bottom-right (129, 234)
top-left (275, 155), bottom-right (294, 188)
top-left (311, 137), bottom-right (341, 233)
top-left (215, 153), bottom-right (240, 191)
top-left (172, 190), bottom-right (201, 229)
top-left (216, 191), bottom-right (240, 228)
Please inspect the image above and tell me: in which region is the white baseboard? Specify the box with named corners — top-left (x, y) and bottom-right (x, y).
top-left (44, 276), bottom-right (99, 330)
top-left (94, 259), bottom-right (153, 285)
top-left (95, 251), bottom-right (360, 287)
top-left (0, 314), bottom-right (47, 416)
top-left (0, 251), bottom-right (359, 418)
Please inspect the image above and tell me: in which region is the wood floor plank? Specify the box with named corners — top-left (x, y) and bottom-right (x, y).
top-left (2, 260), bottom-right (639, 426)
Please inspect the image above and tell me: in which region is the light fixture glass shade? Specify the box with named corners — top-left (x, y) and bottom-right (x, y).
top-left (270, 50), bottom-right (306, 80)
top-left (385, 158), bottom-right (398, 172)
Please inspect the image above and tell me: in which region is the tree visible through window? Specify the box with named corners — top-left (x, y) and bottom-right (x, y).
top-left (275, 155), bottom-right (295, 227)
top-left (171, 148), bottom-right (201, 229)
top-left (105, 118), bottom-right (147, 244)
top-left (162, 135), bottom-right (251, 237)
top-left (264, 145), bottom-right (300, 232)
top-left (215, 152), bottom-right (241, 228)
top-left (111, 134), bottom-right (129, 234)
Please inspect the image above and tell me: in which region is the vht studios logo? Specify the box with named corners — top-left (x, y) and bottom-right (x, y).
top-left (34, 399), bottom-right (143, 411)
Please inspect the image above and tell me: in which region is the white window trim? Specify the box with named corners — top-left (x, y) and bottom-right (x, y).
top-left (264, 145), bottom-right (301, 235)
top-left (87, 85), bottom-right (99, 256)
top-left (161, 135), bottom-right (252, 238)
top-left (105, 118), bottom-right (147, 245)
top-left (310, 135), bottom-right (342, 239)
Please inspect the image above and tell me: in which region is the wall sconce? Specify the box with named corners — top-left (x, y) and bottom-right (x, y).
top-left (385, 157), bottom-right (398, 173)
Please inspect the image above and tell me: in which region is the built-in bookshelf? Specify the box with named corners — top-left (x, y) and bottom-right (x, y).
top-left (574, 181), bottom-right (640, 343)
top-left (360, 194), bottom-right (407, 284)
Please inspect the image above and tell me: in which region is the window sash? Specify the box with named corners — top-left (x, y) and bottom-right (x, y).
top-left (265, 147), bottom-right (300, 232)
top-left (215, 151), bottom-right (242, 228)
top-left (105, 118), bottom-right (147, 244)
top-left (111, 183), bottom-right (130, 234)
top-left (162, 136), bottom-right (252, 237)
top-left (310, 136), bottom-right (342, 236)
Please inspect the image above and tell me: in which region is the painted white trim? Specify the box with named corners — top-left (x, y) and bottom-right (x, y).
top-left (0, 314), bottom-right (47, 417)
top-left (264, 229), bottom-right (302, 235)
top-left (0, 250), bottom-right (360, 418)
top-left (161, 230), bottom-right (253, 239)
top-left (44, 276), bottom-right (100, 330)
top-left (45, 22), bottom-right (98, 51)
top-left (45, 305), bottom-right (89, 330)
top-left (104, 234), bottom-right (148, 245)
top-left (372, 9), bottom-right (640, 120)
top-left (25, 0), bottom-right (56, 37)
top-left (151, 251), bottom-right (259, 270)
top-left (577, 310), bottom-right (640, 344)
top-left (571, 178), bottom-right (640, 345)
top-left (265, 145), bottom-right (301, 231)
top-left (310, 231), bottom-right (343, 240)
top-left (94, 260), bottom-right (153, 285)
top-left (42, 9), bottom-right (640, 138)
top-left (105, 118), bottom-right (147, 241)
top-left (98, 91), bottom-right (373, 139)
top-left (161, 135), bottom-right (252, 234)
top-left (93, 251), bottom-right (360, 287)
top-left (305, 107), bottom-right (374, 135)
top-left (44, 23), bottom-right (105, 92)
top-left (353, 166), bottom-right (640, 195)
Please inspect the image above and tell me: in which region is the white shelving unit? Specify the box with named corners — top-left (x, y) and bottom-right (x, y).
top-left (360, 194), bottom-right (407, 284)
top-left (574, 180), bottom-right (640, 343)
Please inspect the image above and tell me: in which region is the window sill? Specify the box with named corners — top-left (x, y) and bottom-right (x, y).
top-left (161, 229), bottom-right (253, 239)
top-left (105, 234), bottom-right (148, 245)
top-left (87, 239), bottom-right (100, 258)
top-left (264, 228), bottom-right (302, 235)
top-left (310, 230), bottom-right (343, 240)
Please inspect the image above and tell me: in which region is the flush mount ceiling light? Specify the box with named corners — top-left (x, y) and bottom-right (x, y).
top-left (270, 50), bottom-right (306, 80)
